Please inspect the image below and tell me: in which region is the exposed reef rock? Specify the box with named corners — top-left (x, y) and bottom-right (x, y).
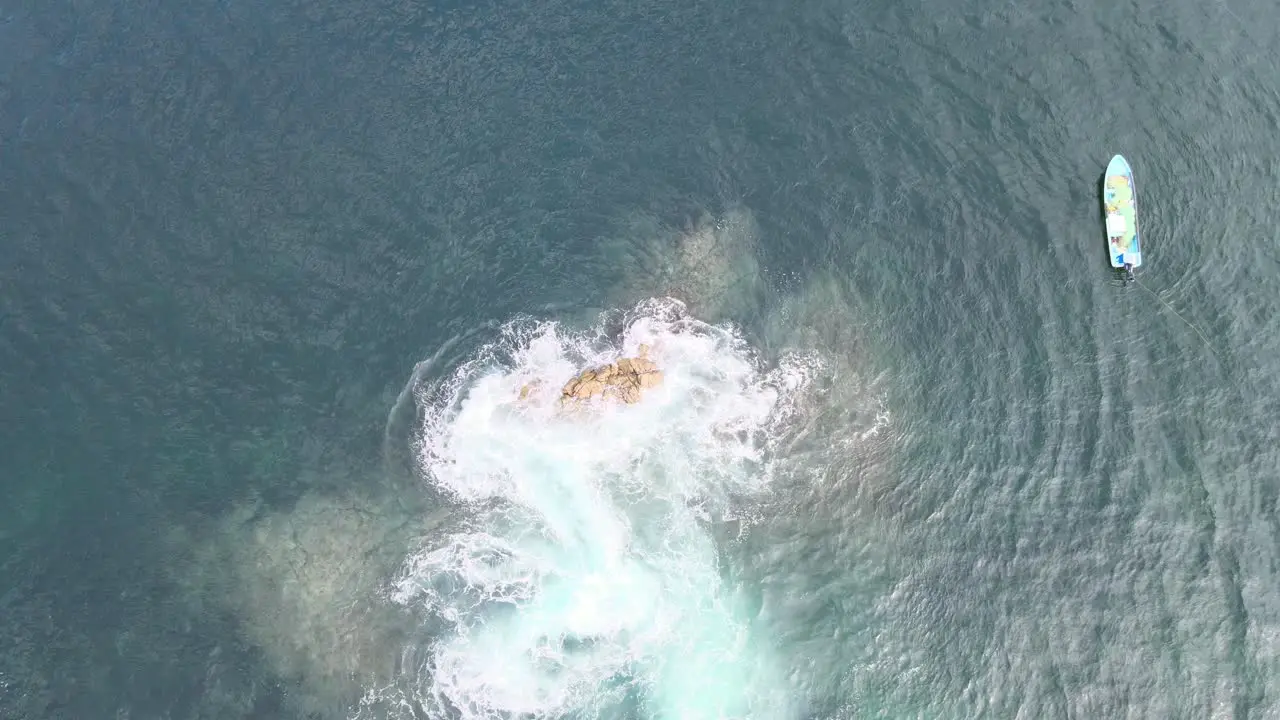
top-left (519, 344), bottom-right (664, 407)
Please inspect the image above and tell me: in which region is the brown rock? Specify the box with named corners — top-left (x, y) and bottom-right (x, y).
top-left (545, 352), bottom-right (664, 408)
top-left (577, 379), bottom-right (604, 399)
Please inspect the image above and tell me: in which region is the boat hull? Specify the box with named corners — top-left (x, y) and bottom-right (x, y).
top-left (1103, 154), bottom-right (1142, 268)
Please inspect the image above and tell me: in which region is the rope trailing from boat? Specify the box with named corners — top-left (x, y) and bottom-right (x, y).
top-left (1132, 277), bottom-right (1223, 366)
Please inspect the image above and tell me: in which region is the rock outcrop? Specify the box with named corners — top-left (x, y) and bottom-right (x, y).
top-left (519, 344), bottom-right (664, 407)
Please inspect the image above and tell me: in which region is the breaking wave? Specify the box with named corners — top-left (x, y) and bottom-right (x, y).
top-left (387, 298), bottom-right (818, 719)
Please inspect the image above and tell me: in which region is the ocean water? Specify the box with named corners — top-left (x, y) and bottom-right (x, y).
top-left (2, 0), bottom-right (1279, 718)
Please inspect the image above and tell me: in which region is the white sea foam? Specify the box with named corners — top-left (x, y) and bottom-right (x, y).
top-left (389, 298), bottom-right (817, 719)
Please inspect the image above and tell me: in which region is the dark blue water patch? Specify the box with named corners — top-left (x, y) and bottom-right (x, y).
top-left (0, 514), bottom-right (282, 719)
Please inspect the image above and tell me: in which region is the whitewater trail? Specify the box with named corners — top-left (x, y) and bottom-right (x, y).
top-left (383, 298), bottom-right (820, 720)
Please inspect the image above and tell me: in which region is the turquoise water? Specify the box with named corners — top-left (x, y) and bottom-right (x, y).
top-left (2, 0), bottom-right (1279, 717)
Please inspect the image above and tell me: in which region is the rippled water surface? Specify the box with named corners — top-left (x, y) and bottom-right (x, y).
top-left (2, 0), bottom-right (1278, 717)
